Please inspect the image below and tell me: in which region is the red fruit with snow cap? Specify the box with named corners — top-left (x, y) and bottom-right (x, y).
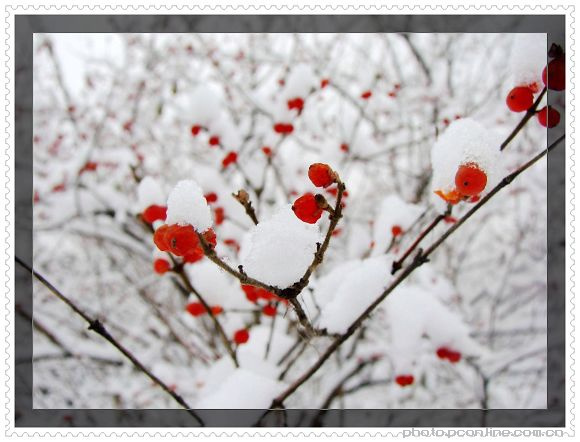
top-left (455, 163), bottom-right (487, 197)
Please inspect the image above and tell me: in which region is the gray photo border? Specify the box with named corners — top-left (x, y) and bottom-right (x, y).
top-left (11, 12), bottom-right (568, 428)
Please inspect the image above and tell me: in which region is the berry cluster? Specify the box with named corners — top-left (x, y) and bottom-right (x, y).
top-left (506, 45), bottom-right (564, 129)
top-left (434, 162), bottom-right (487, 205)
top-left (154, 223), bottom-right (217, 264)
top-left (242, 284), bottom-right (288, 317)
top-left (292, 163), bottom-right (340, 224)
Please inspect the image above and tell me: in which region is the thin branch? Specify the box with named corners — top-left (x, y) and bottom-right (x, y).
top-left (501, 87), bottom-right (547, 151)
top-left (16, 256), bottom-right (204, 426)
top-left (270, 135), bottom-right (564, 407)
top-left (233, 189), bottom-right (259, 225)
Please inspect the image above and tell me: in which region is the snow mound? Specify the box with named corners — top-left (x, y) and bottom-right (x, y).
top-left (386, 284), bottom-right (483, 372)
top-left (431, 118), bottom-right (501, 198)
top-left (185, 261), bottom-right (237, 308)
top-left (371, 195), bottom-right (424, 256)
top-left (240, 205), bottom-right (321, 288)
top-left (196, 368), bottom-right (285, 409)
top-left (165, 179), bottom-right (212, 230)
top-left (510, 34), bottom-right (547, 89)
top-left (317, 255), bottom-right (393, 334)
top-left (136, 176), bottom-right (165, 211)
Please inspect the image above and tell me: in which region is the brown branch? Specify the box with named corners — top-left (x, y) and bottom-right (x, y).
top-left (270, 134), bottom-right (564, 407)
top-left (16, 256), bottom-right (204, 426)
top-left (391, 204), bottom-right (451, 274)
top-left (233, 189), bottom-right (259, 225)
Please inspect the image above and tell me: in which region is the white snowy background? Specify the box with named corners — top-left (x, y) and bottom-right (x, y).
top-left (31, 33), bottom-right (550, 411)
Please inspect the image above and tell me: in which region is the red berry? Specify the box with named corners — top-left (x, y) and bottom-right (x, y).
top-left (388, 91), bottom-right (397, 98)
top-left (391, 225), bottom-right (403, 237)
top-left (542, 58), bottom-right (565, 91)
top-left (223, 238), bottom-right (240, 251)
top-left (361, 90), bottom-right (372, 99)
top-left (455, 163), bottom-right (487, 197)
top-left (153, 258), bottom-right (171, 274)
top-left (209, 135), bottom-right (220, 146)
top-left (287, 97), bottom-right (304, 111)
top-left (331, 228), bottom-right (342, 237)
top-left (320, 78), bottom-right (330, 89)
top-left (506, 86), bottom-right (534, 112)
top-left (443, 216), bottom-right (457, 224)
top-left (292, 193), bottom-right (323, 224)
top-left (222, 151), bottom-right (237, 168)
top-left (446, 350), bottom-right (462, 363)
top-left (262, 146), bottom-right (272, 157)
top-left (262, 304), bottom-right (277, 317)
top-left (183, 247), bottom-right (204, 263)
top-left (186, 302), bottom-right (206, 317)
top-left (52, 183), bottom-right (66, 193)
top-left (191, 125), bottom-right (202, 136)
top-left (211, 305), bottom-right (223, 315)
top-left (395, 374), bottom-right (414, 387)
top-left (79, 161), bottom-right (98, 174)
top-left (142, 205), bottom-right (167, 224)
top-left (537, 106), bottom-right (561, 128)
top-left (233, 329), bottom-right (249, 344)
top-left (340, 143), bottom-right (349, 153)
top-left (123, 120), bottom-right (133, 132)
top-left (204, 192), bottom-right (218, 203)
top-left (273, 123), bottom-right (294, 135)
top-left (308, 163), bottom-right (336, 188)
top-left (241, 284), bottom-right (259, 303)
top-left (167, 224), bottom-right (199, 257)
top-left (436, 346), bottom-right (450, 359)
top-left (214, 207), bottom-right (225, 225)
top-left (153, 224), bottom-right (172, 252)
top-left (443, 118), bottom-right (450, 126)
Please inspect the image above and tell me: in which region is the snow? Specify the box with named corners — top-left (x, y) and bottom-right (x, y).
top-left (165, 179), bottom-right (213, 230)
top-left (509, 34), bottom-right (547, 89)
top-left (240, 205), bottom-right (322, 288)
top-left (283, 64), bottom-right (317, 100)
top-left (385, 284), bottom-right (484, 372)
top-left (195, 368), bottom-right (285, 409)
top-left (185, 260), bottom-right (246, 309)
top-left (371, 195), bottom-right (424, 256)
top-left (185, 84), bottom-right (223, 127)
top-left (430, 118), bottom-right (502, 201)
top-left (317, 255), bottom-right (393, 334)
top-left (136, 176), bottom-right (166, 211)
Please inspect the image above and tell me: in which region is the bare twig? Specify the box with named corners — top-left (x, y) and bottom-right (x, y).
top-left (16, 256), bottom-right (204, 426)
